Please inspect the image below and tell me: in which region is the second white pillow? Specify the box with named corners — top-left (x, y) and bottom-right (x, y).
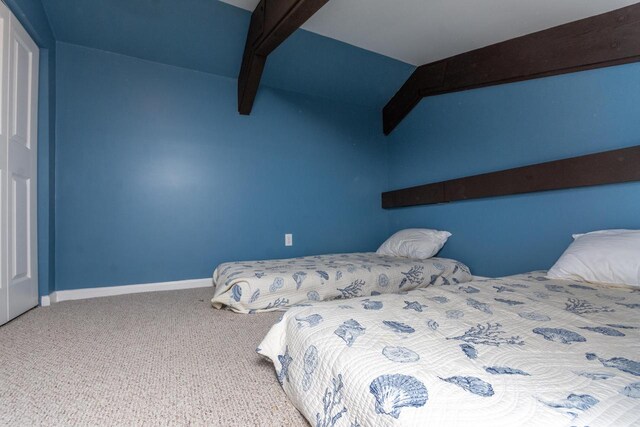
top-left (377, 228), bottom-right (451, 260)
top-left (547, 229), bottom-right (640, 286)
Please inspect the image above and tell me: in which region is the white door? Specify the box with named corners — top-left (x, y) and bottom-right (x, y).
top-left (0, 2), bottom-right (38, 325)
top-left (0, 2), bottom-right (9, 324)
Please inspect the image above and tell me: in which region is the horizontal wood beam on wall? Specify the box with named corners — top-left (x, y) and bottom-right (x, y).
top-left (382, 145), bottom-right (640, 209)
top-left (383, 3), bottom-right (640, 135)
top-left (238, 0), bottom-right (329, 115)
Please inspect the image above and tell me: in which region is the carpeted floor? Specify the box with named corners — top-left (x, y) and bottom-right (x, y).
top-left (0, 288), bottom-right (308, 426)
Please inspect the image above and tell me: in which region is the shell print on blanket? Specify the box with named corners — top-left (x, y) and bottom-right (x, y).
top-left (574, 371), bottom-right (615, 380)
top-left (518, 312), bottom-right (551, 321)
top-left (334, 319), bottom-right (366, 347)
top-left (426, 319), bottom-right (439, 331)
top-left (257, 271), bottom-right (640, 426)
top-left (362, 299), bottom-right (383, 310)
top-left (249, 289), bottom-right (260, 303)
top-left (440, 376), bottom-right (495, 397)
top-left (403, 301), bottom-right (427, 312)
top-left (622, 383), bottom-right (640, 398)
top-left (269, 277), bottom-right (284, 293)
top-left (307, 291), bottom-right (320, 301)
top-left (276, 346), bottom-right (293, 385)
top-left (302, 346), bottom-right (319, 392)
top-left (211, 253), bottom-right (472, 313)
top-left (533, 328), bottom-right (587, 344)
top-left (484, 366), bottom-right (530, 376)
top-left (369, 374), bottom-right (428, 419)
top-left (377, 274), bottom-right (390, 288)
top-left (586, 353), bottom-right (640, 376)
top-left (231, 285), bottom-right (242, 302)
top-left (295, 314), bottom-right (323, 329)
top-left (460, 343), bottom-right (478, 359)
top-left (539, 393), bottom-right (599, 418)
top-left (580, 326), bottom-right (625, 337)
top-left (383, 320), bottom-right (415, 335)
top-left (292, 272), bottom-right (307, 290)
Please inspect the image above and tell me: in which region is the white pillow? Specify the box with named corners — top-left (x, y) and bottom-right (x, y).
top-left (547, 229), bottom-right (640, 286)
top-left (376, 228), bottom-right (451, 260)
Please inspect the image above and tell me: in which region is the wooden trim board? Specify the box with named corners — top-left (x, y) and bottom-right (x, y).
top-left (382, 145), bottom-right (640, 208)
top-left (40, 278), bottom-right (213, 306)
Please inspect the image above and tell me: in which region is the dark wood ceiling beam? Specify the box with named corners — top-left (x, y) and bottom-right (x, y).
top-left (382, 145), bottom-right (640, 209)
top-left (238, 0), bottom-right (329, 115)
top-left (383, 3), bottom-right (640, 135)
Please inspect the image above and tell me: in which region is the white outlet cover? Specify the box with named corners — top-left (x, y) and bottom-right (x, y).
top-left (285, 234), bottom-right (293, 246)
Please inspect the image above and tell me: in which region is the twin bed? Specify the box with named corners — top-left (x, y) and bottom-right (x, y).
top-left (258, 272), bottom-right (639, 426)
top-left (211, 229), bottom-right (640, 426)
top-left (211, 252), bottom-right (472, 313)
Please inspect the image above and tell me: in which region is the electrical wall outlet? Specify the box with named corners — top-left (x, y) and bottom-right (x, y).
top-left (285, 234), bottom-right (293, 246)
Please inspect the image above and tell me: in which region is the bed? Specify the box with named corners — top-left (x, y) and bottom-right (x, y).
top-left (258, 271), bottom-right (640, 426)
top-left (211, 252), bottom-right (472, 313)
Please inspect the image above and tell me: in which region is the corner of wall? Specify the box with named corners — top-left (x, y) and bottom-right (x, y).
top-left (47, 43), bottom-right (56, 296)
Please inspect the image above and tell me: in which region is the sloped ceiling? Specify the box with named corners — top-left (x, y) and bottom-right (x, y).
top-left (41, 0), bottom-right (637, 108)
top-left (40, 0), bottom-right (414, 109)
top-left (221, 0), bottom-right (639, 65)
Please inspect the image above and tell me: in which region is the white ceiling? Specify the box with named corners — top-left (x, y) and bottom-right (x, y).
top-left (220, 0), bottom-right (638, 65)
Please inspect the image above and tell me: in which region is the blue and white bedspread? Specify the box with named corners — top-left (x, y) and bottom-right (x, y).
top-left (211, 253), bottom-right (472, 313)
top-left (258, 272), bottom-right (640, 426)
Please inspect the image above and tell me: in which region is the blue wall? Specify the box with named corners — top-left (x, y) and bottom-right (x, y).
top-left (41, 0), bottom-right (413, 110)
top-left (387, 63), bottom-right (640, 277)
top-left (5, 0), bottom-right (56, 297)
top-left (55, 42), bottom-right (390, 290)
top-left (40, 1), bottom-right (640, 291)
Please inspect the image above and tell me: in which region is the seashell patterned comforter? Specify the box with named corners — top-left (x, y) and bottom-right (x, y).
top-left (211, 253), bottom-right (472, 313)
top-left (258, 272), bottom-right (640, 426)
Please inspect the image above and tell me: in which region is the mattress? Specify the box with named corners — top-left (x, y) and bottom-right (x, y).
top-left (258, 272), bottom-right (640, 426)
top-left (211, 252), bottom-right (472, 313)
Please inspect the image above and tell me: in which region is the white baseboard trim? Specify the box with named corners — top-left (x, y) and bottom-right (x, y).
top-left (40, 278), bottom-right (212, 305)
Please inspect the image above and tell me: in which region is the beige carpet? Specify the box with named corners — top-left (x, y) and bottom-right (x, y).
top-left (0, 288), bottom-right (308, 426)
